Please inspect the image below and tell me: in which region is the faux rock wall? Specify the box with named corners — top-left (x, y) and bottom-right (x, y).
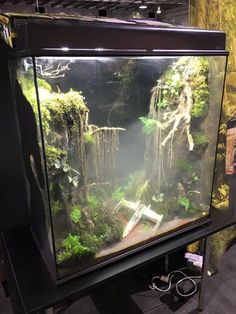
top-left (189, 0), bottom-right (236, 272)
top-left (190, 0), bottom-right (236, 119)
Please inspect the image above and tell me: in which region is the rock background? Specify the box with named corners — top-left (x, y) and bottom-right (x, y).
top-left (189, 0), bottom-right (236, 272)
top-left (190, 0), bottom-right (236, 119)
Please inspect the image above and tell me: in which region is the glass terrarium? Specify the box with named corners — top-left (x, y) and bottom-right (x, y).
top-left (6, 15), bottom-right (227, 282)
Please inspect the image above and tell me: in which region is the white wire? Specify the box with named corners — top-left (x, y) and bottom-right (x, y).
top-left (36, 0), bottom-right (39, 12)
top-left (149, 269), bottom-right (201, 297)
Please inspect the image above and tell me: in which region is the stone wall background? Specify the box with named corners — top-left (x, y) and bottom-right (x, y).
top-left (189, 0), bottom-right (236, 272)
top-left (190, 0), bottom-right (236, 200)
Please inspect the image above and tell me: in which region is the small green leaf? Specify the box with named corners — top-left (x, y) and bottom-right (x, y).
top-left (178, 197), bottom-right (190, 211)
top-left (158, 100), bottom-right (165, 108)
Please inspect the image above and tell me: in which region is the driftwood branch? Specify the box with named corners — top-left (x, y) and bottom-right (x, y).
top-left (90, 127), bottom-right (126, 135)
top-left (155, 82), bottom-right (194, 151)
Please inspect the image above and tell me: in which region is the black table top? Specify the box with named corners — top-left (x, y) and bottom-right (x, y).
top-left (2, 206), bottom-right (236, 314)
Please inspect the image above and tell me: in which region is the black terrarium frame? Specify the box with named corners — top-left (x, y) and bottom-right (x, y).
top-left (1, 14), bottom-right (228, 284)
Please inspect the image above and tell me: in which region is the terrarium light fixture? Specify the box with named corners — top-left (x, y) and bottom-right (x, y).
top-left (156, 5), bottom-right (161, 14)
top-left (139, 0), bottom-right (147, 9)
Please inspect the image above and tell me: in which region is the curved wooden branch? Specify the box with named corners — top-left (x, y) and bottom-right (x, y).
top-left (90, 127), bottom-right (126, 135)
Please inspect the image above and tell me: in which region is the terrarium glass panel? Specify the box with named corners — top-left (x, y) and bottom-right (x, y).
top-left (19, 55), bottom-right (226, 279)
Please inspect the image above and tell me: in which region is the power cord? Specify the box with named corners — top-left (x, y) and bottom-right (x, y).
top-left (149, 269), bottom-right (201, 297)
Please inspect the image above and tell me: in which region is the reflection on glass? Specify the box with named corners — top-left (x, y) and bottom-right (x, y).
top-left (18, 56), bottom-right (226, 279)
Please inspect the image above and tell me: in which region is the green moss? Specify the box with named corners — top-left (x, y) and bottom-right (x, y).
top-left (57, 234), bottom-right (90, 263)
top-left (193, 132), bottom-right (209, 148)
top-left (84, 132), bottom-right (95, 144)
top-left (159, 68), bottom-right (182, 107)
top-left (57, 202), bottom-right (123, 263)
top-left (176, 159), bottom-right (195, 173)
top-left (45, 89), bottom-right (88, 122)
top-left (90, 211), bottom-right (122, 245)
top-left (19, 75), bottom-right (89, 137)
top-left (70, 206), bottom-right (81, 223)
top-left (51, 200), bottom-right (63, 216)
top-left (18, 76), bottom-right (52, 135)
top-left (155, 197), bottom-right (179, 221)
top-left (154, 57), bottom-right (209, 118)
top-left (80, 234), bottom-right (103, 254)
top-left (101, 225), bottom-right (122, 244)
top-left (191, 85), bottom-right (209, 118)
top-left (84, 206), bottom-right (122, 247)
top-left (37, 78), bottom-right (51, 91)
top-left (45, 145), bottom-right (66, 167)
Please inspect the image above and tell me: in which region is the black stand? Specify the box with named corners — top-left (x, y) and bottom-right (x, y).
top-left (2, 206), bottom-right (235, 314)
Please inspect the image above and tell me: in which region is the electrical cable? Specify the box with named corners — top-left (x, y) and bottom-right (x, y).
top-left (149, 269), bottom-right (201, 297)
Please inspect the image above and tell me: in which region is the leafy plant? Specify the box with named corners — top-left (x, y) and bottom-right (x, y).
top-left (157, 100), bottom-right (166, 108)
top-left (191, 84), bottom-right (209, 118)
top-left (193, 132), bottom-right (209, 148)
top-left (70, 206), bottom-right (81, 223)
top-left (178, 197), bottom-right (190, 212)
top-left (67, 175), bottom-right (79, 187)
top-left (139, 116), bottom-right (158, 134)
top-left (80, 234), bottom-right (103, 254)
top-left (57, 234), bottom-right (89, 263)
top-left (54, 158), bottom-right (80, 187)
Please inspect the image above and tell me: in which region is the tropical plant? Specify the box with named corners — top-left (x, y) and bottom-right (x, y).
top-left (57, 234), bottom-right (89, 263)
top-left (54, 158), bottom-right (80, 187)
top-left (70, 206), bottom-right (81, 223)
top-left (178, 196), bottom-right (190, 212)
